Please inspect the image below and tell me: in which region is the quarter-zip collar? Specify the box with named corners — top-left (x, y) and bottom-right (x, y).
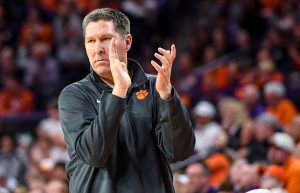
top-left (90, 58), bottom-right (148, 92)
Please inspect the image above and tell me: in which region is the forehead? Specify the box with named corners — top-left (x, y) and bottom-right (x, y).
top-left (186, 164), bottom-right (204, 174)
top-left (85, 20), bottom-right (116, 38)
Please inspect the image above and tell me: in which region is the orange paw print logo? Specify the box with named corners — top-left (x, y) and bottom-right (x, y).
top-left (136, 89), bottom-right (149, 100)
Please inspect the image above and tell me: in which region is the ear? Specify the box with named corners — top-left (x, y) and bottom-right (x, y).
top-left (125, 34), bottom-right (132, 51)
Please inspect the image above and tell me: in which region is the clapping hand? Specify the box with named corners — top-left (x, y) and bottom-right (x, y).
top-left (109, 38), bottom-right (131, 98)
top-left (151, 44), bottom-right (176, 100)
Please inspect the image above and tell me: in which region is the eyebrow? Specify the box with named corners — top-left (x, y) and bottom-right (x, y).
top-left (85, 33), bottom-right (114, 40)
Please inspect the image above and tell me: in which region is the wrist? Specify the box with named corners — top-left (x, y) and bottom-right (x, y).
top-left (112, 87), bottom-right (128, 98)
top-left (158, 86), bottom-right (172, 100)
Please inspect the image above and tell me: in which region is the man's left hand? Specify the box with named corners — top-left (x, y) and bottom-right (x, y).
top-left (151, 44), bottom-right (176, 100)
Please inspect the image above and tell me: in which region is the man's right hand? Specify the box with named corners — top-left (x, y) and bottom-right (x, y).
top-left (109, 38), bottom-right (131, 98)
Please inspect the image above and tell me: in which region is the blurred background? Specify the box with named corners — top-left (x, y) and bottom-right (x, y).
top-left (1, 0), bottom-right (300, 193)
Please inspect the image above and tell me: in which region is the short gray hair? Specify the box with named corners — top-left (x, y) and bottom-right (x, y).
top-left (82, 8), bottom-right (130, 37)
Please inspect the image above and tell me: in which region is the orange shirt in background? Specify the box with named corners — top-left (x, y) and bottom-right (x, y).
top-left (0, 88), bottom-right (34, 115)
top-left (205, 152), bottom-right (231, 187)
top-left (284, 156), bottom-right (300, 193)
top-left (201, 65), bottom-right (230, 94)
top-left (266, 99), bottom-right (298, 126)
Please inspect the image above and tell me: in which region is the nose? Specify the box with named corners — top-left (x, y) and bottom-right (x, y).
top-left (94, 41), bottom-right (104, 54)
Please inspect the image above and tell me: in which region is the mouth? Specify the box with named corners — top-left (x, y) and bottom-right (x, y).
top-left (94, 59), bottom-right (109, 65)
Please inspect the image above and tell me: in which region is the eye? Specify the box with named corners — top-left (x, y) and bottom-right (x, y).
top-left (103, 37), bottom-right (111, 41)
top-left (87, 39), bottom-right (95, 44)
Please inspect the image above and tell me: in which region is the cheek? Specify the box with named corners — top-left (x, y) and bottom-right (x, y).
top-left (85, 47), bottom-right (93, 59)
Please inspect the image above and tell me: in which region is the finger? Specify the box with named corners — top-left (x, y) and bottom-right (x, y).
top-left (151, 60), bottom-right (164, 73)
top-left (170, 44), bottom-right (176, 62)
top-left (154, 53), bottom-right (169, 67)
top-left (109, 38), bottom-right (118, 61)
top-left (158, 47), bottom-right (171, 63)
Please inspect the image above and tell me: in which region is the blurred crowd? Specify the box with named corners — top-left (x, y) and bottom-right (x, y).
top-left (1, 0), bottom-right (300, 193)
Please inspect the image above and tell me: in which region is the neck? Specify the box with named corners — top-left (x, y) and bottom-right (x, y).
top-left (100, 76), bottom-right (115, 88)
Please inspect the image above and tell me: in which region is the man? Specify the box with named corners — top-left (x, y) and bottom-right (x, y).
top-left (185, 162), bottom-right (218, 193)
top-left (259, 165), bottom-right (288, 193)
top-left (264, 81), bottom-right (297, 127)
top-left (192, 100), bottom-right (222, 155)
top-left (58, 8), bottom-right (195, 193)
top-left (268, 132), bottom-right (300, 193)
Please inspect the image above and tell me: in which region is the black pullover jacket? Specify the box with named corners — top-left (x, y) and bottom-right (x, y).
top-left (58, 59), bottom-right (195, 193)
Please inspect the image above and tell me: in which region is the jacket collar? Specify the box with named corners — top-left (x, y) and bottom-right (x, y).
top-left (90, 58), bottom-right (148, 91)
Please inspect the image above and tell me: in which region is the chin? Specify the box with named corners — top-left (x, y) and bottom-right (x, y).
top-left (95, 68), bottom-right (111, 78)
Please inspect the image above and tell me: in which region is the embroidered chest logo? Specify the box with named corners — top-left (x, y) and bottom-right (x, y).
top-left (136, 89), bottom-right (149, 100)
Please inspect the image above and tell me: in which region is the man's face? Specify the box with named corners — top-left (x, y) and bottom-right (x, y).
top-left (186, 163), bottom-right (209, 192)
top-left (84, 20), bottom-right (132, 81)
top-left (267, 146), bottom-right (289, 165)
top-left (264, 92), bottom-right (279, 106)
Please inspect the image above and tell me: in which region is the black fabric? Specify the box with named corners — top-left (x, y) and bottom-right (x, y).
top-left (58, 59), bottom-right (195, 193)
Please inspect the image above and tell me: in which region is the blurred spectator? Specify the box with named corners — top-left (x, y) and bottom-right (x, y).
top-left (173, 172), bottom-right (190, 193)
top-left (236, 119), bottom-right (256, 159)
top-left (173, 52), bottom-right (198, 108)
top-left (218, 97), bottom-right (248, 150)
top-left (38, 0), bottom-right (60, 15)
top-left (259, 0), bottom-right (281, 13)
top-left (200, 64), bottom-right (230, 100)
top-left (23, 42), bottom-right (61, 110)
top-left (259, 165), bottom-right (288, 193)
top-left (45, 179), bottom-right (68, 193)
top-left (268, 132), bottom-right (300, 193)
top-left (29, 100), bottom-right (68, 175)
top-left (37, 98), bottom-right (65, 149)
top-left (262, 28), bottom-right (292, 74)
top-left (185, 162), bottom-right (218, 193)
top-left (53, 1), bottom-right (82, 46)
top-left (0, 166), bottom-right (17, 193)
top-left (205, 152), bottom-right (231, 188)
top-left (244, 113), bottom-right (279, 163)
top-left (0, 68), bottom-right (34, 115)
top-left (54, 1), bottom-right (87, 86)
top-left (48, 162), bottom-right (67, 183)
top-left (229, 159), bottom-right (248, 191)
top-left (239, 84), bottom-right (265, 118)
top-left (0, 133), bottom-right (28, 186)
top-left (264, 81), bottom-right (298, 127)
top-left (254, 48), bottom-right (284, 88)
top-left (0, 47), bottom-right (16, 89)
top-left (229, 159), bottom-right (259, 193)
top-left (29, 128), bottom-right (68, 174)
top-left (18, 8), bottom-right (53, 47)
top-left (55, 3), bottom-right (89, 84)
top-left (235, 30), bottom-right (251, 52)
top-left (192, 101), bottom-right (223, 154)
top-left (228, 58), bottom-right (257, 97)
top-left (27, 173), bottom-right (47, 193)
top-left (199, 46), bottom-right (231, 101)
top-left (286, 115), bottom-right (300, 158)
top-left (121, 0), bottom-right (160, 61)
top-left (212, 28), bottom-right (231, 56)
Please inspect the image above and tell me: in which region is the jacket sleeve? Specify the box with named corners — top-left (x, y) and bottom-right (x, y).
top-left (58, 85), bottom-right (125, 167)
top-left (154, 88), bottom-right (195, 163)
